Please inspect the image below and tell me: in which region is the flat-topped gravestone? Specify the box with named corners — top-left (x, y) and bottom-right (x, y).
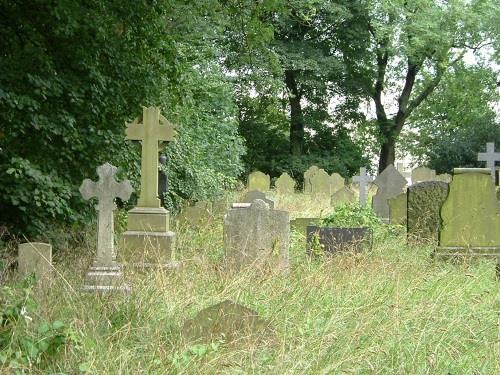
top-left (122, 107), bottom-right (177, 267)
top-left (18, 242), bottom-right (52, 283)
top-left (311, 168), bottom-right (331, 198)
top-left (331, 186), bottom-right (356, 208)
top-left (407, 181), bottom-right (448, 244)
top-left (303, 166), bottom-right (319, 193)
top-left (372, 165), bottom-right (407, 221)
top-left (478, 142), bottom-right (500, 184)
top-left (275, 172), bottom-right (296, 195)
top-left (411, 167), bottom-right (436, 183)
top-left (243, 190), bottom-right (275, 209)
top-left (436, 168), bottom-right (500, 260)
top-left (330, 173), bottom-right (345, 194)
top-left (388, 192), bottom-right (407, 226)
top-left (80, 163), bottom-right (133, 292)
top-left (224, 199), bottom-right (289, 270)
top-left (247, 171), bottom-right (270, 192)
top-left (181, 300), bottom-right (275, 345)
top-left (353, 167), bottom-right (373, 206)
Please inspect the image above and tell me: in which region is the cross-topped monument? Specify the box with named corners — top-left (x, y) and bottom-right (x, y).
top-left (353, 167), bottom-right (374, 206)
top-left (80, 163), bottom-right (133, 266)
top-left (478, 142), bottom-right (500, 184)
top-left (126, 106), bottom-right (176, 207)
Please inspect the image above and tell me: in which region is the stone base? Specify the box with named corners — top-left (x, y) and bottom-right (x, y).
top-left (120, 230), bottom-right (175, 265)
top-left (82, 264), bottom-right (131, 294)
top-left (433, 246), bottom-right (500, 260)
top-left (127, 207), bottom-right (170, 232)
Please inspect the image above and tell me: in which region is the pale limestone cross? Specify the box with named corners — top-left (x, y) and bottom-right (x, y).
top-left (353, 167), bottom-right (374, 206)
top-left (478, 142), bottom-right (500, 183)
top-left (80, 163), bottom-right (133, 266)
top-left (126, 106), bottom-right (176, 208)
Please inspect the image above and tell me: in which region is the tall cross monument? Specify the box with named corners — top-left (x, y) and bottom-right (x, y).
top-left (478, 142), bottom-right (500, 184)
top-left (353, 167), bottom-right (374, 206)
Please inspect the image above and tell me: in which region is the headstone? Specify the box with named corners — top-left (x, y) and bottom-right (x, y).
top-left (247, 171), bottom-right (270, 192)
top-left (388, 192), bottom-right (407, 226)
top-left (478, 142), bottom-right (500, 184)
top-left (290, 217), bottom-right (322, 236)
top-left (306, 226), bottom-right (372, 254)
top-left (242, 190), bottom-right (275, 209)
top-left (224, 199), bottom-right (289, 270)
top-left (372, 165), bottom-right (407, 221)
top-left (411, 166), bottom-right (436, 183)
top-left (121, 107), bottom-right (177, 267)
top-left (330, 173), bottom-right (345, 194)
top-left (310, 168), bottom-right (331, 198)
top-left (353, 167), bottom-right (374, 206)
top-left (158, 154), bottom-right (168, 207)
top-left (331, 186), bottom-right (356, 208)
top-left (181, 300), bottom-right (275, 345)
top-left (303, 166), bottom-right (319, 193)
top-left (407, 181), bottom-right (448, 244)
top-left (80, 163), bottom-right (133, 292)
top-left (436, 168), bottom-right (500, 259)
top-left (18, 242), bottom-right (52, 282)
top-left (179, 201), bottom-right (212, 226)
top-left (435, 173), bottom-right (452, 183)
top-left (275, 173), bottom-right (296, 195)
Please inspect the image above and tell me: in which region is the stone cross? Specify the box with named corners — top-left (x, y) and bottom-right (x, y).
top-left (80, 163), bottom-right (133, 267)
top-left (478, 142), bottom-right (500, 183)
top-left (353, 167), bottom-right (373, 206)
top-left (126, 106), bottom-right (176, 208)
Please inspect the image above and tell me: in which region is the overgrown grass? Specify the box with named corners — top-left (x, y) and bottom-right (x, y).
top-left (1, 193), bottom-right (498, 374)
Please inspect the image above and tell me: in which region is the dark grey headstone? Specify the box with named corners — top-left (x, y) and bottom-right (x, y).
top-left (306, 226), bottom-right (372, 255)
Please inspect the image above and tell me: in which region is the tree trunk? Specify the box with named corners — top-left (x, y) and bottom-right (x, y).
top-left (378, 136), bottom-right (396, 173)
top-left (284, 70), bottom-right (304, 156)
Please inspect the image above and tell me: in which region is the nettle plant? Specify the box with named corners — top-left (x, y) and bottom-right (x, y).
top-left (322, 203), bottom-right (381, 228)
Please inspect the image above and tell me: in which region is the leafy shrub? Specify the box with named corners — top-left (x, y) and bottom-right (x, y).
top-left (322, 203), bottom-right (381, 228)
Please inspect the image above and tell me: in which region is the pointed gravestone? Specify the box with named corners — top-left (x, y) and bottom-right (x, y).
top-left (372, 165), bottom-right (407, 221)
top-left (411, 167), bottom-right (436, 184)
top-left (243, 190), bottom-right (275, 209)
top-left (275, 172), bottom-right (296, 195)
top-left (435, 168), bottom-right (500, 259)
top-left (121, 107), bottom-right (177, 267)
top-left (478, 142), bottom-right (500, 184)
top-left (18, 242), bottom-right (52, 284)
top-left (311, 168), bottom-right (331, 198)
top-left (247, 171), bottom-right (270, 192)
top-left (388, 192), bottom-right (407, 226)
top-left (80, 163), bottom-right (133, 292)
top-left (331, 186), bottom-right (356, 208)
top-left (353, 167), bottom-right (374, 206)
top-left (330, 173), bottom-right (345, 194)
top-left (303, 166), bottom-right (319, 193)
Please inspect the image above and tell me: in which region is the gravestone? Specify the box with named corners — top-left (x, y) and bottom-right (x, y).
top-left (407, 181), bottom-right (448, 244)
top-left (275, 172), bottom-right (296, 195)
top-left (121, 107), bottom-right (177, 267)
top-left (303, 166), bottom-right (319, 193)
top-left (224, 200), bottom-right (289, 270)
top-left (306, 227), bottom-right (372, 254)
top-left (310, 168), bottom-right (331, 198)
top-left (18, 242), bottom-right (52, 283)
top-left (243, 190), bottom-right (275, 209)
top-left (436, 168), bottom-right (500, 259)
top-left (331, 186), bottom-right (356, 208)
top-left (372, 165), bottom-right (407, 221)
top-left (353, 167), bottom-right (374, 206)
top-left (158, 154), bottom-right (168, 207)
top-left (330, 173), bottom-right (345, 194)
top-left (179, 201), bottom-right (212, 226)
top-left (388, 192), bottom-right (407, 226)
top-left (435, 173), bottom-right (452, 183)
top-left (80, 163), bottom-right (133, 292)
top-left (290, 217), bottom-right (322, 236)
top-left (181, 300), bottom-right (275, 345)
top-left (411, 167), bottom-right (436, 183)
top-left (478, 142), bottom-right (500, 184)
top-left (247, 171), bottom-right (270, 192)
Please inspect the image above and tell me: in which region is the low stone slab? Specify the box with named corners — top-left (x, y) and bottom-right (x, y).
top-left (18, 242), bottom-right (52, 282)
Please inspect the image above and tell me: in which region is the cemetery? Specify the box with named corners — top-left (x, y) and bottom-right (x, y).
top-left (1, 2), bottom-right (499, 374)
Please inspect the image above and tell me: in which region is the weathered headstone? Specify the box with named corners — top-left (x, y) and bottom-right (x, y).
top-left (478, 142), bottom-right (500, 184)
top-left (411, 166), bottom-right (436, 183)
top-left (303, 166), bottom-right (319, 193)
top-left (181, 300), bottom-right (275, 345)
top-left (290, 217), bottom-right (322, 236)
top-left (388, 192), bottom-right (407, 226)
top-left (224, 200), bottom-right (289, 270)
top-left (435, 173), bottom-right (452, 183)
top-left (247, 171), bottom-right (270, 192)
top-left (353, 167), bottom-right (374, 206)
top-left (306, 227), bottom-right (372, 254)
top-left (18, 242), bottom-right (52, 282)
top-left (331, 186), bottom-right (356, 208)
top-left (330, 173), bottom-right (345, 194)
top-left (372, 165), bottom-right (407, 221)
top-left (311, 168), bottom-right (331, 198)
top-left (178, 201), bottom-right (212, 226)
top-left (121, 107), bottom-right (177, 266)
top-left (407, 181), bottom-right (448, 244)
top-left (80, 163), bottom-right (133, 292)
top-left (242, 190), bottom-right (275, 209)
top-left (436, 168), bottom-right (500, 259)
top-left (275, 172), bottom-right (296, 195)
